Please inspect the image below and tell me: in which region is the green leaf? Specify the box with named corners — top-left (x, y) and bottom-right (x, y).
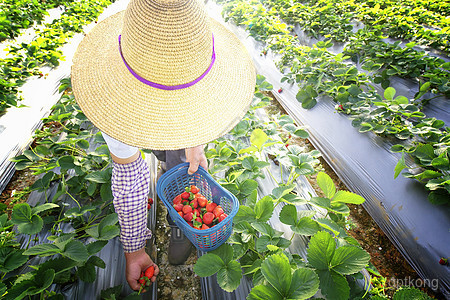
top-left (254, 196), bottom-right (274, 222)
top-left (99, 213), bottom-right (118, 232)
top-left (32, 203), bottom-right (59, 215)
top-left (248, 285), bottom-right (283, 300)
top-left (63, 240), bottom-right (89, 262)
top-left (11, 203), bottom-right (32, 224)
top-left (0, 248), bottom-right (28, 273)
top-left (261, 253), bottom-right (291, 296)
top-left (216, 260), bottom-right (243, 292)
top-left (288, 267), bottom-right (320, 299)
top-left (317, 269), bottom-right (350, 300)
top-left (211, 244), bottom-right (234, 265)
top-left (78, 256), bottom-right (105, 283)
top-left (316, 218), bottom-right (345, 236)
top-left (23, 243), bottom-right (61, 256)
top-left (316, 172), bottom-right (335, 198)
top-left (428, 191), bottom-right (449, 205)
top-left (330, 245), bottom-right (370, 275)
top-left (57, 156), bottom-right (75, 170)
top-left (100, 284), bottom-right (123, 300)
top-left (77, 263), bottom-right (97, 283)
top-left (98, 225), bottom-right (120, 240)
top-left (256, 235), bottom-right (276, 252)
top-left (238, 179), bottom-right (258, 197)
top-left (85, 169), bottom-right (110, 183)
top-left (393, 286), bottom-right (432, 299)
top-left (272, 184), bottom-right (296, 200)
top-left (28, 268), bottom-right (55, 295)
top-left (394, 152), bottom-right (407, 179)
top-left (384, 87), bottom-right (396, 100)
top-left (77, 140), bottom-right (90, 149)
top-left (332, 190), bottom-right (365, 204)
top-left (251, 129), bottom-right (269, 152)
top-left (38, 257), bottom-right (77, 275)
top-left (87, 182), bottom-right (97, 196)
top-left (301, 97), bottom-right (317, 109)
top-left (86, 240), bottom-right (108, 255)
top-left (12, 203), bottom-right (43, 234)
top-left (292, 217), bottom-right (320, 236)
top-left (279, 204), bottom-right (297, 226)
top-left (234, 206), bottom-right (256, 223)
top-left (307, 231), bottom-right (335, 270)
top-left (194, 253), bottom-right (224, 276)
top-left (252, 223), bottom-right (275, 237)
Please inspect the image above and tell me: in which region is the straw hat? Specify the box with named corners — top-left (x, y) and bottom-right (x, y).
top-left (71, 0), bottom-right (255, 150)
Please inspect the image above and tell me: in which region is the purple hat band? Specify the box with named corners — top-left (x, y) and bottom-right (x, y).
top-left (118, 35), bottom-right (216, 90)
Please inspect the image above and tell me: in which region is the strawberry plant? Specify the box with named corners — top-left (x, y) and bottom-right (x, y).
top-left (215, 0), bottom-right (450, 202)
top-left (193, 76), bottom-right (372, 299)
top-left (0, 0), bottom-right (115, 113)
top-left (1, 79), bottom-right (121, 299)
top-left (0, 0), bottom-right (63, 42)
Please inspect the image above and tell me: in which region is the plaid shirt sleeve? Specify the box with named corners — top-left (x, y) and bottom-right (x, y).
top-left (111, 153), bottom-right (152, 253)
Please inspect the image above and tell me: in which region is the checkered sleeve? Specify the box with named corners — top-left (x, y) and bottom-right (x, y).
top-left (111, 153), bottom-right (152, 253)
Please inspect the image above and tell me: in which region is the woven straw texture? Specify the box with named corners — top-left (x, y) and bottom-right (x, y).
top-left (71, 0), bottom-right (255, 150)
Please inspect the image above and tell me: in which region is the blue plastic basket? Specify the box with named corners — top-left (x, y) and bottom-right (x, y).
top-left (156, 162), bottom-right (239, 252)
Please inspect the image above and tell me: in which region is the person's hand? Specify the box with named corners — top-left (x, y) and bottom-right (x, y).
top-left (124, 248), bottom-right (159, 292)
top-left (185, 145), bottom-right (208, 175)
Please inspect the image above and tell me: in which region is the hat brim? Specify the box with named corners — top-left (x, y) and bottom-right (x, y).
top-left (71, 11), bottom-right (255, 150)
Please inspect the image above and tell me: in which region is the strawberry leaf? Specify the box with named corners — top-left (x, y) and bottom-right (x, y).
top-left (194, 253), bottom-right (224, 277)
top-left (216, 260), bottom-right (242, 292)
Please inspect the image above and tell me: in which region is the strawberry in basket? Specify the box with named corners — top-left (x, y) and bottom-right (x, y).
top-left (172, 185), bottom-right (227, 229)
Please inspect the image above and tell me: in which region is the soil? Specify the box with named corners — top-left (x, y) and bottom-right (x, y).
top-left (0, 94), bottom-right (445, 300)
top-left (153, 190), bottom-right (202, 300)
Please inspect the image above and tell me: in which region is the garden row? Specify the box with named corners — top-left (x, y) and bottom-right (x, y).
top-left (0, 0), bottom-right (63, 42)
top-left (217, 0), bottom-right (449, 205)
top-left (0, 0), bottom-right (115, 113)
top-left (1, 76), bottom-right (433, 299)
top-left (266, 0), bottom-right (449, 52)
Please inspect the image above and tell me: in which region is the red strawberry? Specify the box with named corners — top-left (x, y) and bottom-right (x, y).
top-left (218, 213), bottom-right (228, 222)
top-left (193, 208), bottom-right (201, 217)
top-left (190, 185), bottom-right (199, 194)
top-left (182, 205), bottom-right (193, 214)
top-left (439, 258), bottom-right (448, 265)
top-left (197, 196), bottom-right (207, 208)
top-left (278, 88), bottom-right (283, 93)
top-left (203, 212), bottom-right (214, 225)
top-left (147, 203), bottom-right (151, 210)
top-left (183, 212), bottom-right (193, 222)
top-left (181, 191), bottom-right (190, 199)
top-left (338, 104), bottom-right (344, 110)
top-left (178, 211), bottom-right (183, 218)
top-left (190, 198), bottom-right (198, 209)
top-left (206, 202), bottom-right (217, 213)
top-left (145, 266), bottom-right (154, 278)
top-left (148, 197), bottom-right (153, 205)
top-left (173, 194), bottom-right (182, 205)
top-left (139, 278), bottom-right (145, 285)
top-left (201, 224), bottom-right (210, 230)
top-left (173, 203), bottom-right (183, 212)
top-left (213, 206), bottom-right (224, 218)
